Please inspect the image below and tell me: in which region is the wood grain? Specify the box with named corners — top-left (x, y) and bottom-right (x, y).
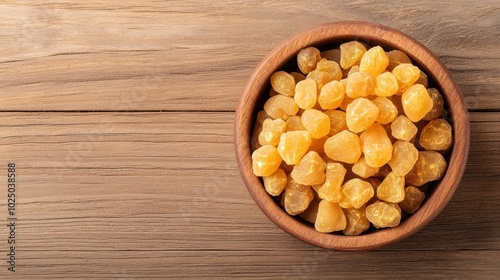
top-left (0, 112), bottom-right (498, 279)
top-left (0, 0), bottom-right (498, 278)
top-left (0, 1), bottom-right (498, 111)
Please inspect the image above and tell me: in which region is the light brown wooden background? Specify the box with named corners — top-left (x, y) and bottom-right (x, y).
top-left (0, 1), bottom-right (499, 279)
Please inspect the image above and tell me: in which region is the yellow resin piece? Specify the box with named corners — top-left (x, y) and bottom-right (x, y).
top-left (415, 70), bottom-right (429, 88)
top-left (252, 145), bottom-right (282, 176)
top-left (299, 195), bottom-right (320, 223)
top-left (301, 109), bottom-right (331, 139)
top-left (346, 71), bottom-right (375, 98)
top-left (422, 88), bottom-right (444, 121)
top-left (294, 79), bottom-right (318, 109)
top-left (352, 156), bottom-right (380, 178)
top-left (315, 200), bottom-right (347, 233)
top-left (324, 130), bottom-right (362, 164)
top-left (340, 41), bottom-right (367, 69)
top-left (297, 46), bottom-right (321, 74)
top-left (264, 95), bottom-right (299, 120)
top-left (365, 201), bottom-right (402, 228)
top-left (324, 109), bottom-right (348, 136)
top-left (318, 162), bottom-right (346, 203)
top-left (316, 58), bottom-right (343, 81)
top-left (306, 71), bottom-right (334, 91)
top-left (405, 151), bottom-right (447, 186)
top-left (346, 98), bottom-right (380, 133)
top-left (308, 137), bottom-right (328, 155)
top-left (359, 46), bottom-right (389, 77)
top-left (374, 72), bottom-right (399, 97)
top-left (360, 123), bottom-right (393, 168)
top-left (263, 169), bottom-right (287, 196)
top-left (402, 84), bottom-right (433, 122)
top-left (341, 178), bottom-right (374, 209)
top-left (377, 171), bottom-right (405, 203)
top-left (342, 206), bottom-right (371, 236)
top-left (258, 118), bottom-right (286, 146)
top-left (419, 119), bottom-right (453, 151)
top-left (277, 130), bottom-right (312, 165)
top-left (285, 116), bottom-right (305, 131)
top-left (399, 186), bottom-right (426, 214)
top-left (321, 48), bottom-right (341, 63)
top-left (372, 97), bottom-right (398, 124)
top-left (290, 71), bottom-right (306, 83)
top-left (386, 50), bottom-right (412, 71)
top-left (391, 115), bottom-right (418, 141)
top-left (291, 151), bottom-right (326, 185)
top-left (283, 177), bottom-right (314, 215)
top-left (270, 71), bottom-right (296, 96)
top-left (318, 80), bottom-right (345, 110)
top-left (388, 141), bottom-right (419, 176)
top-left (392, 63), bottom-right (420, 94)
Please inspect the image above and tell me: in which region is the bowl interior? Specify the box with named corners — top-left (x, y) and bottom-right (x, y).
top-left (235, 21), bottom-right (470, 250)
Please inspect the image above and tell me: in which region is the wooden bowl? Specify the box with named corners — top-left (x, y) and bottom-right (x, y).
top-left (234, 21), bottom-right (470, 251)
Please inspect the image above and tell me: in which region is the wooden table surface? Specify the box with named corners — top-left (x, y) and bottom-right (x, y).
top-left (0, 1), bottom-right (499, 279)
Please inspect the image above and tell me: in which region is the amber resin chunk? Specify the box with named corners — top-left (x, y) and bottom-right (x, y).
top-left (315, 58), bottom-right (343, 81)
top-left (301, 109), bottom-right (330, 139)
top-left (372, 97), bottom-right (398, 124)
top-left (352, 156), bottom-right (380, 178)
top-left (388, 141), bottom-right (419, 176)
top-left (321, 48), bottom-right (341, 63)
top-left (290, 71), bottom-right (306, 83)
top-left (377, 172), bottom-right (405, 203)
top-left (283, 177), bottom-right (314, 215)
top-left (374, 72), bottom-right (399, 97)
top-left (291, 151), bottom-right (326, 185)
top-left (251, 110), bottom-right (269, 151)
top-left (402, 84), bottom-right (433, 122)
top-left (315, 200), bottom-right (347, 233)
top-left (277, 131), bottom-right (311, 165)
top-left (263, 169), bottom-right (287, 196)
top-left (405, 151), bottom-right (447, 186)
top-left (252, 145), bottom-right (282, 176)
top-left (399, 186), bottom-right (426, 214)
top-left (270, 71), bottom-right (296, 96)
top-left (285, 116), bottom-right (305, 132)
top-left (324, 130), bottom-right (362, 164)
top-left (360, 123), bottom-right (393, 168)
top-left (366, 201), bottom-right (401, 228)
top-left (342, 206), bottom-right (371, 236)
top-left (391, 115), bottom-right (418, 141)
top-left (419, 119), bottom-right (453, 151)
top-left (386, 50), bottom-right (412, 71)
top-left (324, 109), bottom-right (348, 136)
top-left (346, 71), bottom-right (375, 98)
top-left (341, 178), bottom-right (374, 209)
top-left (392, 63), bottom-right (420, 94)
top-left (318, 80), bottom-right (345, 110)
top-left (308, 137), bottom-right (328, 155)
top-left (294, 79), bottom-right (318, 109)
top-left (297, 47), bottom-right (321, 74)
top-left (422, 88), bottom-right (444, 121)
top-left (346, 98), bottom-right (380, 133)
top-left (258, 118), bottom-right (286, 146)
top-left (264, 95), bottom-right (299, 120)
top-left (340, 41), bottom-right (367, 69)
top-left (318, 162), bottom-right (346, 203)
top-left (299, 195), bottom-right (320, 223)
top-left (415, 70), bottom-right (429, 88)
top-left (359, 46), bottom-right (389, 77)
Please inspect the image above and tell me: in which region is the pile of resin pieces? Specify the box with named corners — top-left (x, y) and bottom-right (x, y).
top-left (251, 41), bottom-right (453, 235)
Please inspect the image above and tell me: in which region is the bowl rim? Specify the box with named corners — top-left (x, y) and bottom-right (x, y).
top-left (234, 21), bottom-right (470, 251)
